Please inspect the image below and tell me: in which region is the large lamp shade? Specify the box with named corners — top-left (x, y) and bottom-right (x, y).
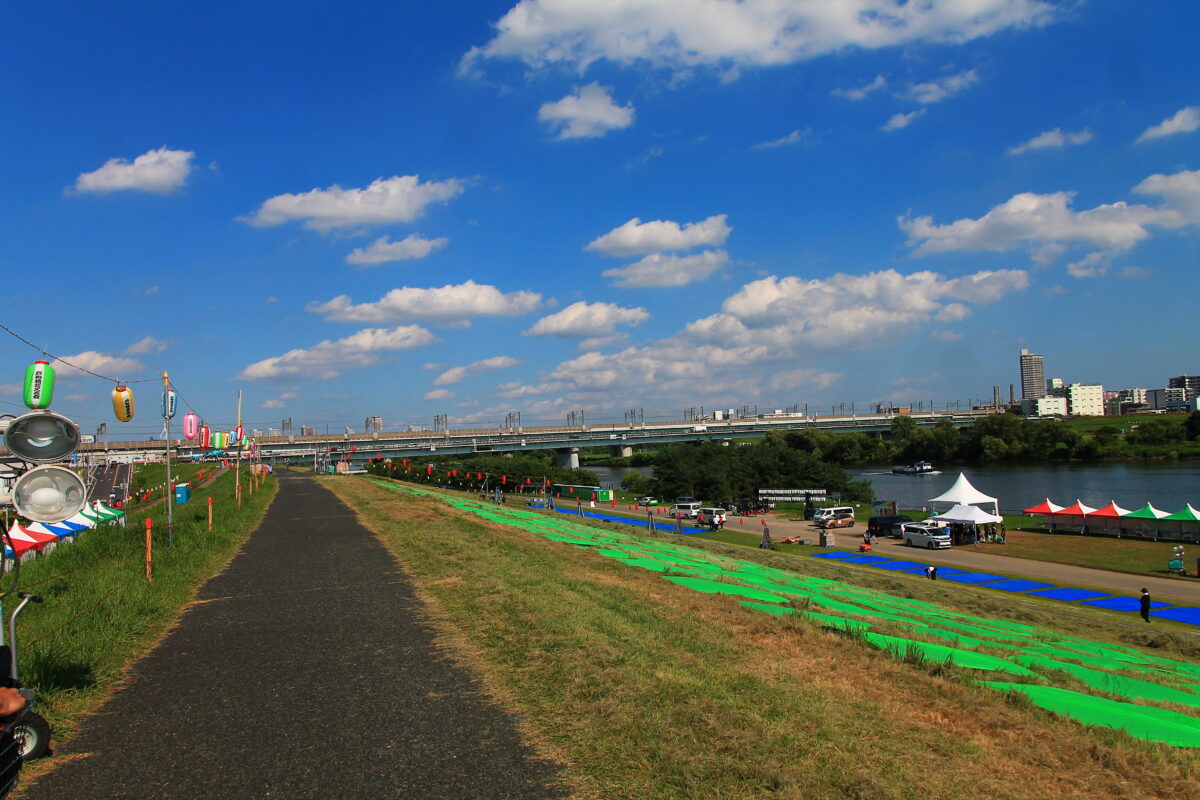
top-left (3, 410), bottom-right (80, 464)
top-left (13, 465), bottom-right (86, 523)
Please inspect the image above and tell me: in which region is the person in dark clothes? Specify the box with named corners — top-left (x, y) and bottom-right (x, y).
top-left (930, 565), bottom-right (938, 580)
top-left (1140, 588), bottom-right (1152, 623)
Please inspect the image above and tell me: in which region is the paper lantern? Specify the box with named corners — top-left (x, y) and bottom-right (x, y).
top-left (501, 475), bottom-right (507, 485)
top-left (23, 361), bottom-right (55, 410)
top-left (234, 426), bottom-right (244, 442)
top-left (183, 412), bottom-right (199, 440)
top-left (162, 388), bottom-right (177, 420)
top-left (112, 385), bottom-right (135, 422)
top-left (426, 464), bottom-right (433, 475)
top-left (199, 425), bottom-right (211, 448)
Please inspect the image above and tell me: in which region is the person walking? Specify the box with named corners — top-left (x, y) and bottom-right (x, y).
top-left (1140, 588), bottom-right (1152, 623)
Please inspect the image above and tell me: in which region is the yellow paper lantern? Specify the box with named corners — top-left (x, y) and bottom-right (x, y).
top-left (112, 384), bottom-right (135, 422)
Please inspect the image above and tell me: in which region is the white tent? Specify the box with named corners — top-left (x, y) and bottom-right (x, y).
top-left (935, 503), bottom-right (1003, 525)
top-left (928, 473), bottom-right (999, 515)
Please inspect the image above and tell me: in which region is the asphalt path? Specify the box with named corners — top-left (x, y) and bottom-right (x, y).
top-left (23, 469), bottom-right (567, 800)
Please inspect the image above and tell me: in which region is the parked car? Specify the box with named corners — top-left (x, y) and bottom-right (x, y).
top-left (675, 496), bottom-right (699, 505)
top-left (812, 506), bottom-right (855, 526)
top-left (820, 511), bottom-right (856, 529)
top-left (867, 514), bottom-right (911, 538)
top-left (637, 497), bottom-right (659, 506)
top-left (669, 502), bottom-right (702, 519)
top-left (697, 507), bottom-right (726, 528)
top-left (901, 522), bottom-right (952, 549)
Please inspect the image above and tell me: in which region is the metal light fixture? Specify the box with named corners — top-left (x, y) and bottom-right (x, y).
top-left (11, 465), bottom-right (86, 523)
top-left (1, 411), bottom-right (80, 464)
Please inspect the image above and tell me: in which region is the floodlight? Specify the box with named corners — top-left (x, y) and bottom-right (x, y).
top-left (11, 465), bottom-right (86, 524)
top-left (1, 411), bottom-right (80, 464)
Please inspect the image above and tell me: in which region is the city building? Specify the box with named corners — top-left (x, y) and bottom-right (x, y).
top-left (1065, 383), bottom-right (1104, 416)
top-left (1019, 349), bottom-right (1045, 400)
top-left (300, 426), bottom-right (316, 436)
top-left (364, 415), bottom-right (383, 434)
top-left (1168, 375), bottom-right (1200, 402)
top-left (267, 428), bottom-right (282, 437)
top-left (1149, 387), bottom-right (1189, 413)
top-left (1020, 396), bottom-right (1068, 417)
top-left (1046, 377), bottom-right (1064, 393)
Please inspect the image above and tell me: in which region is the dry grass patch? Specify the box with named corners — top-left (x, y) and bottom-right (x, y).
top-left (326, 477), bottom-right (1200, 800)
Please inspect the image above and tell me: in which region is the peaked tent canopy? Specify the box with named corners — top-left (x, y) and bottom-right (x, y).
top-left (3, 522), bottom-right (38, 559)
top-left (1089, 501), bottom-right (1132, 518)
top-left (928, 473), bottom-right (998, 513)
top-left (1055, 500), bottom-right (1097, 516)
top-left (935, 503), bottom-right (1003, 525)
top-left (1163, 505), bottom-right (1200, 522)
top-left (1024, 498), bottom-right (1064, 515)
top-left (1124, 503), bottom-right (1170, 520)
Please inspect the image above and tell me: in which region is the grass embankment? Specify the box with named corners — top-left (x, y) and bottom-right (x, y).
top-left (324, 476), bottom-right (1200, 800)
top-left (14, 468), bottom-right (276, 752)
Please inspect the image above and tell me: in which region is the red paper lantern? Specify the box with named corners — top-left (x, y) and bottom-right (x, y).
top-left (501, 475), bottom-right (507, 485)
top-left (426, 465), bottom-right (433, 475)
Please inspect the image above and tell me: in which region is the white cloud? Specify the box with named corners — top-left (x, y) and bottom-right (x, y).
top-left (1136, 106), bottom-right (1200, 143)
top-left (0, 384), bottom-right (19, 395)
top-left (767, 368), bottom-right (842, 392)
top-left (52, 351), bottom-right (144, 379)
top-left (524, 301), bottom-right (649, 338)
top-left (494, 380), bottom-right (568, 398)
top-left (882, 109), bottom-right (925, 131)
top-left (538, 83), bottom-right (634, 139)
top-left (1120, 266), bottom-right (1152, 280)
top-left (833, 74), bottom-right (887, 100)
top-left (73, 147), bottom-right (195, 194)
top-left (1133, 168), bottom-right (1200, 225)
top-left (902, 69), bottom-right (978, 104)
top-left (930, 330), bottom-right (964, 342)
top-left (463, 1), bottom-right (1057, 74)
top-left (424, 389), bottom-right (456, 400)
top-left (602, 250), bottom-right (729, 287)
top-left (751, 129), bottom-right (811, 149)
top-left (1065, 251), bottom-right (1109, 278)
top-left (124, 336), bottom-right (172, 355)
top-left (242, 175), bottom-right (465, 231)
top-left (900, 190), bottom-right (1176, 255)
top-left (432, 356), bottom-right (520, 386)
top-left (237, 325), bottom-right (437, 380)
top-left (1007, 127), bottom-right (1093, 155)
top-left (587, 214), bottom-right (731, 257)
top-left (261, 390), bottom-right (298, 409)
top-left (346, 234), bottom-right (449, 265)
top-left (308, 280), bottom-right (542, 323)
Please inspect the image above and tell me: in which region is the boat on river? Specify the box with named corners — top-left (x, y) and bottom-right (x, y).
top-left (891, 461), bottom-right (937, 475)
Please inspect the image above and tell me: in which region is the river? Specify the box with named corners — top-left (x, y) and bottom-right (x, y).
top-left (590, 463), bottom-right (1200, 515)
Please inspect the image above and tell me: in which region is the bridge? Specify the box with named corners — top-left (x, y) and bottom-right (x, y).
top-left (72, 410), bottom-right (995, 468)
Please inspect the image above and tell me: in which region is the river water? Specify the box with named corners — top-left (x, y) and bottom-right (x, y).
top-left (590, 463), bottom-right (1200, 515)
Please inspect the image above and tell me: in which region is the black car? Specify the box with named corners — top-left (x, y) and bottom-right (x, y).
top-left (867, 514), bottom-right (911, 538)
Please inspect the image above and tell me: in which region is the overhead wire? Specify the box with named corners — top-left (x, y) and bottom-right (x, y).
top-left (0, 321), bottom-right (160, 384)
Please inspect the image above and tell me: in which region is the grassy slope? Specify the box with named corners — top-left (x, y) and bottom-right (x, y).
top-left (324, 476), bottom-right (1200, 800)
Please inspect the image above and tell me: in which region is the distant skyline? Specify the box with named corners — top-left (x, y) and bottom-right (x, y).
top-left (1, 1), bottom-right (1197, 437)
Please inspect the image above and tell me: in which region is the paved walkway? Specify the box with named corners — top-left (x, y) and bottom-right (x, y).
top-left (24, 470), bottom-right (567, 800)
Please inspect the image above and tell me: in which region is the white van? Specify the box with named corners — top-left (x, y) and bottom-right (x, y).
top-left (669, 502), bottom-right (702, 519)
top-left (901, 523), bottom-right (952, 549)
top-left (812, 506), bottom-right (854, 525)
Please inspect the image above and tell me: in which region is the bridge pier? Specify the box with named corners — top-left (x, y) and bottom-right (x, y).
top-left (555, 447), bottom-right (580, 470)
top-left (610, 445), bottom-right (633, 458)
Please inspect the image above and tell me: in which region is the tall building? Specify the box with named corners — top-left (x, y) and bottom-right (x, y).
top-left (1019, 349), bottom-right (1045, 400)
top-left (1168, 375), bottom-right (1200, 401)
top-left (364, 415), bottom-right (383, 434)
top-left (1065, 383), bottom-right (1105, 416)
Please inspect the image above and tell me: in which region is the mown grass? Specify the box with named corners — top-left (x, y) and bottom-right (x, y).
top-left (12, 468), bottom-right (276, 749)
top-left (324, 476), bottom-right (1200, 800)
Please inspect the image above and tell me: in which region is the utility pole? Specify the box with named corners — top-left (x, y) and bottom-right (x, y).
top-left (162, 373), bottom-right (174, 548)
top-left (235, 390), bottom-right (243, 505)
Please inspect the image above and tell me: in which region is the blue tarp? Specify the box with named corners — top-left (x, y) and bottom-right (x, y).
top-left (941, 572), bottom-right (1009, 584)
top-left (808, 551), bottom-right (857, 559)
top-left (868, 561), bottom-right (933, 571)
top-left (1082, 596), bottom-right (1172, 613)
top-left (1152, 607), bottom-right (1200, 625)
top-left (983, 579), bottom-right (1056, 592)
top-left (1025, 587), bottom-right (1110, 602)
top-left (839, 556), bottom-right (892, 564)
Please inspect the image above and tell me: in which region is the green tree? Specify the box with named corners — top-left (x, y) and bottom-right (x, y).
top-left (1185, 411), bottom-right (1200, 441)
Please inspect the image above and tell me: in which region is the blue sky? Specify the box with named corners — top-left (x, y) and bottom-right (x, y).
top-left (1, 0), bottom-right (1197, 436)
